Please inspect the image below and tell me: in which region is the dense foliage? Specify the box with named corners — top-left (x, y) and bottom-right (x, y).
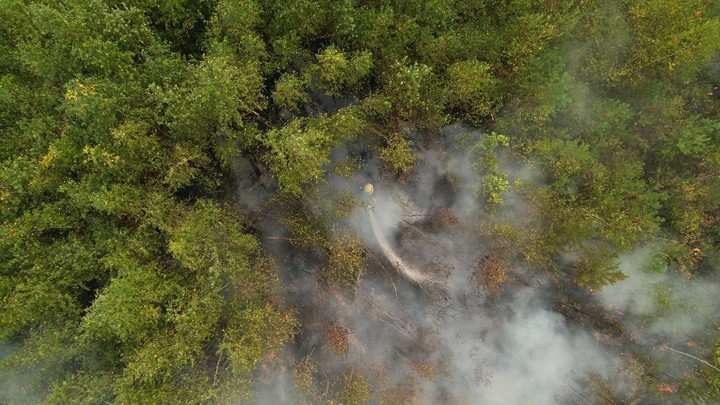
top-left (1, 0), bottom-right (719, 403)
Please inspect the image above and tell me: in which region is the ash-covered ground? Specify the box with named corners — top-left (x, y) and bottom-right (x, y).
top-left (228, 127), bottom-right (719, 404)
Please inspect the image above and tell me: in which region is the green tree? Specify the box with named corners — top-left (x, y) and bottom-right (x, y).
top-left (446, 60), bottom-right (500, 124)
top-left (313, 46), bottom-right (373, 97)
top-left (260, 107), bottom-right (368, 196)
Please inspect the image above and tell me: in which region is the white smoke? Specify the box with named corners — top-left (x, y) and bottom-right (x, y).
top-left (252, 128), bottom-right (620, 404)
top-left (599, 246), bottom-right (720, 371)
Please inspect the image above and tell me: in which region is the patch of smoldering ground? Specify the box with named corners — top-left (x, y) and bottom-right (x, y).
top-left (253, 204), bottom-right (619, 404)
top-left (250, 133), bottom-right (661, 404)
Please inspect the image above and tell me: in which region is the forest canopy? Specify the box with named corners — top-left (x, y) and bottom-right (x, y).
top-left (1, 0), bottom-right (719, 403)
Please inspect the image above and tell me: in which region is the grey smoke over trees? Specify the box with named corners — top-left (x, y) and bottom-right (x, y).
top-left (247, 128), bottom-right (711, 404)
top-left (1, 0), bottom-right (719, 403)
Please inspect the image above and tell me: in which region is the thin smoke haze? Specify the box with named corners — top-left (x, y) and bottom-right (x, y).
top-left (251, 128), bottom-right (626, 404)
